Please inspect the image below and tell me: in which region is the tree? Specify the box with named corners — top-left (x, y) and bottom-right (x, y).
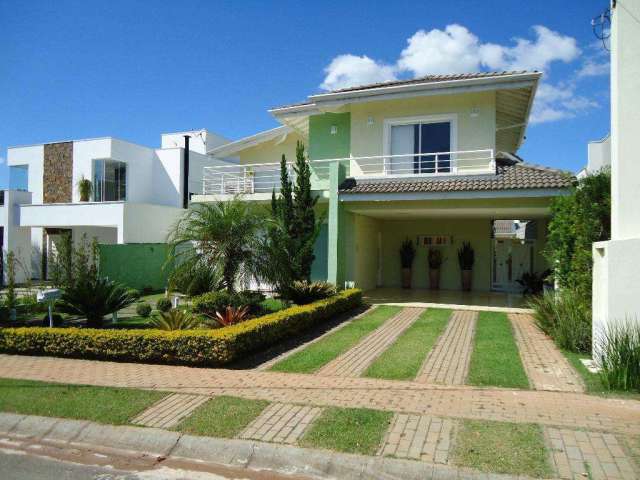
top-left (167, 198), bottom-right (262, 293)
top-left (261, 142), bottom-right (322, 296)
top-left (545, 169), bottom-right (611, 300)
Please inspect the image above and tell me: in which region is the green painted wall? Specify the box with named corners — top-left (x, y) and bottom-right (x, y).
top-left (99, 243), bottom-right (171, 291)
top-left (309, 112), bottom-right (351, 160)
top-left (311, 223), bottom-right (329, 281)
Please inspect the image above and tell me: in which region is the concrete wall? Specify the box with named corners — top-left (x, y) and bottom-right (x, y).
top-left (99, 243), bottom-right (171, 290)
top-left (349, 91), bottom-right (496, 158)
top-left (1, 190), bottom-right (33, 283)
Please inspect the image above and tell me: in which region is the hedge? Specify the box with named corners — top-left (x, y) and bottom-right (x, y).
top-left (0, 289), bottom-right (362, 367)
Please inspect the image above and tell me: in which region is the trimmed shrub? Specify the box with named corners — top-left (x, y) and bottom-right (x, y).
top-left (127, 289), bottom-right (142, 302)
top-left (156, 298), bottom-right (172, 313)
top-left (287, 281), bottom-right (336, 305)
top-left (192, 290), bottom-right (265, 317)
top-left (136, 302), bottom-right (152, 318)
top-left (529, 288), bottom-right (591, 353)
top-left (0, 289), bottom-right (362, 367)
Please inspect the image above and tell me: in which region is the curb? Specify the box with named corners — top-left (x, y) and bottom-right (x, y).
top-left (0, 412), bottom-right (530, 480)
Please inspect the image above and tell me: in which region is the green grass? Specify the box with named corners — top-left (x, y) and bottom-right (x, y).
top-left (300, 407), bottom-right (392, 455)
top-left (270, 305), bottom-right (401, 373)
top-left (452, 419), bottom-right (552, 478)
top-left (0, 377), bottom-right (164, 424)
top-left (106, 315), bottom-right (154, 329)
top-left (364, 308), bottom-right (451, 380)
top-left (175, 395), bottom-right (268, 438)
top-left (260, 298), bottom-right (288, 314)
top-left (468, 311), bottom-right (529, 389)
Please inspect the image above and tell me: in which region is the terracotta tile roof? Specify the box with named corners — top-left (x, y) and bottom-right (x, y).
top-left (271, 71), bottom-right (539, 111)
top-left (338, 161), bottom-right (573, 195)
top-left (325, 70), bottom-right (536, 94)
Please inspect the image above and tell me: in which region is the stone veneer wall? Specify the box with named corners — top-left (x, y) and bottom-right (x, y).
top-left (43, 142), bottom-right (73, 204)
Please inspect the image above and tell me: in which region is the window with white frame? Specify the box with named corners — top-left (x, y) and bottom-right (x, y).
top-left (387, 116), bottom-right (455, 175)
top-left (93, 159), bottom-right (127, 202)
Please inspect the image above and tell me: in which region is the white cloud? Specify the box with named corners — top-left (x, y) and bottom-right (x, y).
top-left (530, 82), bottom-right (598, 124)
top-left (577, 59), bottom-right (609, 77)
top-left (320, 54), bottom-right (396, 91)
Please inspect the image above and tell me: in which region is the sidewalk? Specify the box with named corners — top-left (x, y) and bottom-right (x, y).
top-left (1, 354), bottom-right (639, 435)
top-left (0, 412), bottom-right (528, 480)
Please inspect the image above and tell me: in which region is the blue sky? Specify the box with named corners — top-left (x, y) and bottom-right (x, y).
top-left (0, 0), bottom-right (611, 187)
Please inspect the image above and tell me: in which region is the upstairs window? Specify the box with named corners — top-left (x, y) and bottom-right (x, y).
top-left (9, 165), bottom-right (29, 191)
top-left (388, 116), bottom-right (455, 174)
top-left (93, 159), bottom-right (127, 201)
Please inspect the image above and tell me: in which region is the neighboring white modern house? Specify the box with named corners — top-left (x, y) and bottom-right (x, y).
top-left (592, 0), bottom-right (640, 355)
top-left (577, 134), bottom-right (611, 179)
top-left (2, 130), bottom-right (229, 283)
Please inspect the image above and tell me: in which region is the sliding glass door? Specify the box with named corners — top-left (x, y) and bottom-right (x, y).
top-left (93, 159), bottom-right (127, 201)
top-left (389, 120), bottom-right (452, 174)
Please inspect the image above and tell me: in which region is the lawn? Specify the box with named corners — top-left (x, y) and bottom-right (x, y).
top-left (270, 305), bottom-right (401, 374)
top-left (467, 311), bottom-right (529, 389)
top-left (175, 395), bottom-right (268, 438)
top-left (0, 377), bottom-right (164, 424)
top-left (452, 419), bottom-right (552, 478)
top-left (364, 308), bottom-right (451, 380)
top-left (300, 407), bottom-right (392, 455)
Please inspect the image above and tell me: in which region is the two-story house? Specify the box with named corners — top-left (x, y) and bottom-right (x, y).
top-left (195, 71), bottom-right (572, 300)
top-left (3, 130), bottom-right (229, 283)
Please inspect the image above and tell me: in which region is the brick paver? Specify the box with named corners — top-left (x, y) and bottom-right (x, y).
top-left (131, 393), bottom-right (209, 429)
top-left (1, 355), bottom-right (639, 436)
top-left (415, 310), bottom-right (476, 385)
top-left (379, 414), bottom-right (455, 464)
top-left (545, 427), bottom-right (639, 479)
top-left (510, 313), bottom-right (585, 393)
top-left (239, 403), bottom-right (322, 444)
top-left (316, 307), bottom-right (423, 377)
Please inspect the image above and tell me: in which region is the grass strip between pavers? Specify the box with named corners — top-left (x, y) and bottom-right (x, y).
top-left (174, 395), bottom-right (269, 438)
top-left (452, 419), bottom-right (552, 478)
top-left (364, 308), bottom-right (452, 380)
top-left (300, 406), bottom-right (392, 455)
top-left (0, 377), bottom-right (165, 425)
top-left (269, 305), bottom-right (402, 374)
top-left (467, 311), bottom-right (529, 389)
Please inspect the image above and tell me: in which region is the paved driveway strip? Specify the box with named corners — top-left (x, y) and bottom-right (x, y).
top-left (510, 313), bottom-right (585, 393)
top-left (0, 354), bottom-right (638, 435)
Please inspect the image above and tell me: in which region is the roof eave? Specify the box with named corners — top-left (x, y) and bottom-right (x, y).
top-left (207, 126), bottom-right (293, 156)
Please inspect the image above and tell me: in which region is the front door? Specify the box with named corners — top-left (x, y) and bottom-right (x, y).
top-left (492, 239), bottom-right (534, 292)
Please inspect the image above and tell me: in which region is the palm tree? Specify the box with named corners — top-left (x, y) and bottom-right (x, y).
top-left (167, 198), bottom-right (263, 293)
top-left (58, 277), bottom-right (135, 328)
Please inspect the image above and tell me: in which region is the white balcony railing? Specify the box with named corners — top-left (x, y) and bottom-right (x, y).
top-left (202, 149), bottom-right (494, 195)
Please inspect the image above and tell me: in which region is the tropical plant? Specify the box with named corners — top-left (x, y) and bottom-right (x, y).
top-left (287, 281), bottom-right (337, 305)
top-left (156, 298), bottom-right (172, 313)
top-left (259, 142), bottom-right (324, 298)
top-left (516, 270), bottom-right (552, 295)
top-left (597, 320), bottom-right (640, 392)
top-left (528, 288), bottom-right (592, 353)
top-left (167, 198), bottom-right (263, 293)
top-left (150, 309), bottom-right (199, 331)
top-left (399, 238), bottom-right (416, 269)
top-left (545, 170), bottom-right (610, 300)
top-left (58, 277), bottom-right (136, 328)
top-left (214, 305), bottom-right (250, 327)
top-left (427, 249), bottom-right (444, 269)
top-left (168, 262), bottom-right (220, 296)
top-left (136, 302), bottom-right (152, 318)
top-left (78, 176), bottom-right (93, 202)
top-left (191, 290), bottom-right (265, 317)
top-left (457, 242), bottom-right (475, 270)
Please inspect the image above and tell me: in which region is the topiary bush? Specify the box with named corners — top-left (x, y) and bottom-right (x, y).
top-left (0, 289), bottom-right (362, 367)
top-left (156, 298), bottom-right (172, 313)
top-left (126, 289), bottom-right (142, 302)
top-left (136, 302), bottom-right (152, 318)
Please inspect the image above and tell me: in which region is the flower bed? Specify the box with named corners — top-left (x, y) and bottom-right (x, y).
top-left (0, 289), bottom-right (362, 367)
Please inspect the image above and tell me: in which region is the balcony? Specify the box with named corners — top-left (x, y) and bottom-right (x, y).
top-left (201, 149), bottom-right (495, 196)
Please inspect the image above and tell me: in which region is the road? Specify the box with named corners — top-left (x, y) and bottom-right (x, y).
top-left (0, 447), bottom-right (308, 480)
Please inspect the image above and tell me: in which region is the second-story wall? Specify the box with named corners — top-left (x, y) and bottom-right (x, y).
top-left (238, 131), bottom-right (305, 165)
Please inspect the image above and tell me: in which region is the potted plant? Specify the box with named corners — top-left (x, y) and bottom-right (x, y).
top-left (399, 238), bottom-right (416, 289)
top-left (457, 241), bottom-right (475, 291)
top-left (78, 176), bottom-right (93, 202)
top-left (427, 248), bottom-right (444, 290)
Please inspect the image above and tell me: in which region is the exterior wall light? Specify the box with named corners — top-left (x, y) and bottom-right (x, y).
top-left (367, 116), bottom-right (374, 126)
top-left (330, 125), bottom-right (338, 135)
top-left (470, 107), bottom-right (480, 118)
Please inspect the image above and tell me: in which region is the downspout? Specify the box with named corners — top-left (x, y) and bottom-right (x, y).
top-left (183, 135), bottom-right (190, 209)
